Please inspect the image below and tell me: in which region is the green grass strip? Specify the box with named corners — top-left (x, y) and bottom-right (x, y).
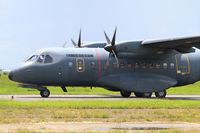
top-left (1, 100), bottom-right (200, 109)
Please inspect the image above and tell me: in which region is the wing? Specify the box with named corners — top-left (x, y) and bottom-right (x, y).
top-left (142, 36), bottom-right (200, 53)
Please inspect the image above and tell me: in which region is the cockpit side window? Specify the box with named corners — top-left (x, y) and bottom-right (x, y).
top-left (25, 55), bottom-right (38, 62)
top-left (44, 55), bottom-right (53, 63)
top-left (37, 55), bottom-right (45, 63)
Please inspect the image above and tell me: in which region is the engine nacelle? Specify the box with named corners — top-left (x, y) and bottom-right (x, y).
top-left (115, 41), bottom-right (165, 58)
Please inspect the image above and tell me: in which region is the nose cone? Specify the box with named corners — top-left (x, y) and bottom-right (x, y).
top-left (8, 68), bottom-right (34, 84)
top-left (8, 71), bottom-right (14, 81)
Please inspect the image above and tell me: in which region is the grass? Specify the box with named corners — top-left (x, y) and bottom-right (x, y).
top-left (0, 100), bottom-right (200, 124)
top-left (1, 99), bottom-right (200, 109)
top-left (1, 75), bottom-right (200, 95)
top-left (0, 99), bottom-right (200, 123)
top-left (0, 99), bottom-right (199, 124)
top-left (0, 100), bottom-right (200, 123)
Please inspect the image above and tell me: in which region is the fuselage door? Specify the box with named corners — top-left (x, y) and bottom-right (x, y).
top-left (76, 58), bottom-right (85, 72)
top-left (175, 54), bottom-right (190, 75)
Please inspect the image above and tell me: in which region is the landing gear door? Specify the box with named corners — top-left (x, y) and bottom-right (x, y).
top-left (175, 54), bottom-right (190, 75)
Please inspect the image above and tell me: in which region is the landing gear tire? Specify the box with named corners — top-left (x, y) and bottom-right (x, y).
top-left (40, 89), bottom-right (50, 98)
top-left (120, 90), bottom-right (131, 98)
top-left (155, 90), bottom-right (166, 98)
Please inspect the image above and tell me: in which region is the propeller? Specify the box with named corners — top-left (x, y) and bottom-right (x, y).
top-left (104, 28), bottom-right (117, 52)
top-left (71, 39), bottom-right (77, 47)
top-left (104, 27), bottom-right (119, 68)
top-left (62, 41), bottom-right (67, 48)
top-left (104, 31), bottom-right (111, 44)
top-left (78, 29), bottom-right (81, 47)
top-left (71, 29), bottom-right (82, 48)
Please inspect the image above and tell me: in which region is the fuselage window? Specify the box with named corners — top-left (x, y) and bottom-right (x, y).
top-left (170, 63), bottom-right (175, 69)
top-left (135, 63), bottom-right (139, 69)
top-left (91, 62), bottom-right (96, 69)
top-left (156, 64), bottom-right (161, 69)
top-left (68, 62), bottom-right (73, 68)
top-left (37, 55), bottom-right (45, 63)
top-left (163, 63), bottom-right (168, 69)
top-left (148, 63), bottom-right (154, 69)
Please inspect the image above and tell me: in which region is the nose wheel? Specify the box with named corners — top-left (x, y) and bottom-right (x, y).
top-left (40, 89), bottom-right (50, 98)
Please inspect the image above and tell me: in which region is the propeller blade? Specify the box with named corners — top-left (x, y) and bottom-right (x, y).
top-left (71, 38), bottom-right (77, 47)
top-left (104, 31), bottom-right (111, 44)
top-left (62, 41), bottom-right (67, 48)
top-left (103, 28), bottom-right (119, 68)
top-left (104, 27), bottom-right (118, 53)
top-left (112, 50), bottom-right (119, 69)
top-left (78, 29), bottom-right (81, 48)
top-left (111, 27), bottom-right (117, 47)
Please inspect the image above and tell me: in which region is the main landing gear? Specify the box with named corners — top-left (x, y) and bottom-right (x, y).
top-left (120, 90), bottom-right (132, 98)
top-left (120, 90), bottom-right (167, 98)
top-left (134, 92), bottom-right (152, 98)
top-left (155, 90), bottom-right (167, 98)
top-left (134, 90), bottom-right (167, 98)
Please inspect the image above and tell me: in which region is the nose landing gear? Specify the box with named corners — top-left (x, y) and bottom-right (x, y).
top-left (39, 88), bottom-right (50, 98)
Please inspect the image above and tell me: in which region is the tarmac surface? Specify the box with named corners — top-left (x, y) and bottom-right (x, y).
top-left (1, 94), bottom-right (200, 101)
top-left (1, 122), bottom-right (200, 132)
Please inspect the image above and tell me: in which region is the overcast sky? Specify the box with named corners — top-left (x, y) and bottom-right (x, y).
top-left (0, 0), bottom-right (200, 69)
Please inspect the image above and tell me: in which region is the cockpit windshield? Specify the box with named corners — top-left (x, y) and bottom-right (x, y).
top-left (25, 55), bottom-right (38, 62)
top-left (37, 55), bottom-right (45, 63)
top-left (37, 54), bottom-right (53, 64)
top-left (25, 54), bottom-right (53, 64)
top-left (44, 55), bottom-right (53, 63)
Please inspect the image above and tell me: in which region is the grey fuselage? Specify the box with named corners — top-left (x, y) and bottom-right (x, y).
top-left (9, 47), bottom-right (200, 93)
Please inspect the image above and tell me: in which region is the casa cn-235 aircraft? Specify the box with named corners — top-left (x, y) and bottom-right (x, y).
top-left (8, 28), bottom-right (200, 98)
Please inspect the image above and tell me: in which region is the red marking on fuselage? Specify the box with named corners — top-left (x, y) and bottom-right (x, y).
top-left (95, 49), bottom-right (101, 79)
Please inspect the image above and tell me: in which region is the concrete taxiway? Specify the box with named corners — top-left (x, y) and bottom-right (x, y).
top-left (1, 122), bottom-right (200, 132)
top-left (0, 94), bottom-right (200, 101)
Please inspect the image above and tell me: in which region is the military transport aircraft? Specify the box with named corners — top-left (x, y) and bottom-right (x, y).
top-left (8, 28), bottom-right (200, 98)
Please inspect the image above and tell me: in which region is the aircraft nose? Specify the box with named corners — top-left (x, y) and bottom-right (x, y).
top-left (8, 71), bottom-right (14, 81)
